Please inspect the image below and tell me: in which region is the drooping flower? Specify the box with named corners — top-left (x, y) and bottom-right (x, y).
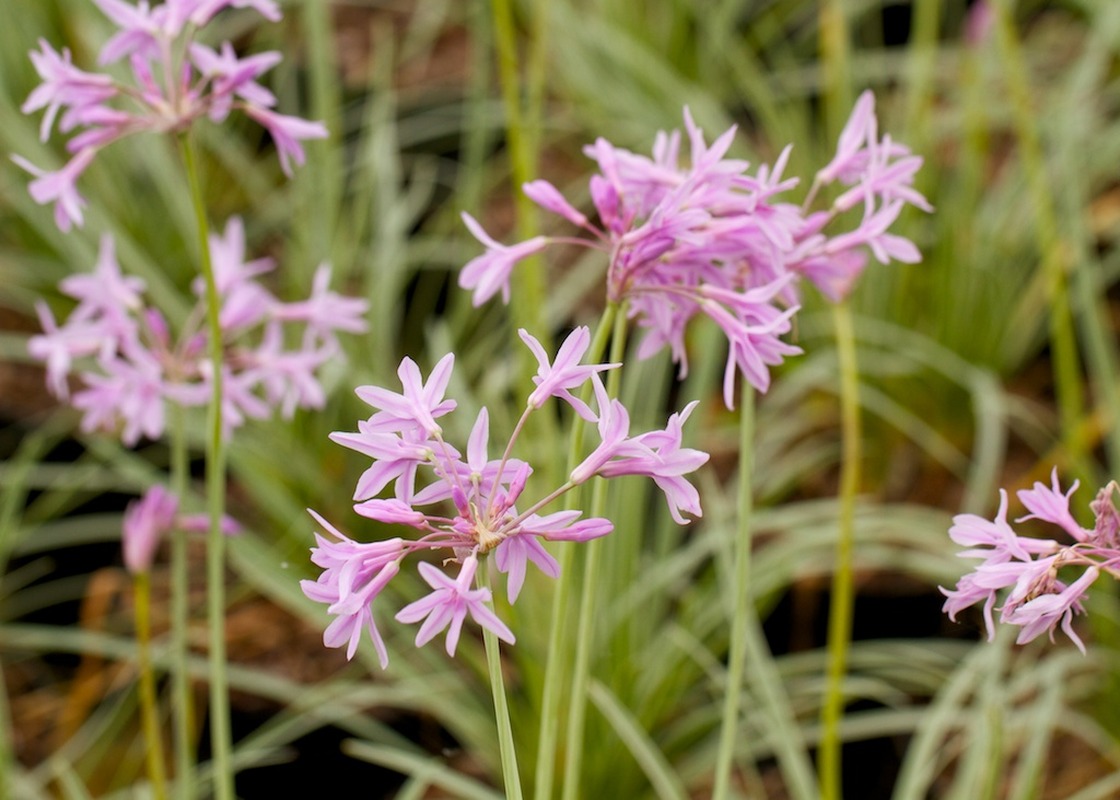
top-left (300, 511), bottom-right (403, 666)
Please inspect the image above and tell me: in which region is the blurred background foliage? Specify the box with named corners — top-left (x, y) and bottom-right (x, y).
top-left (3, 0), bottom-right (1120, 797)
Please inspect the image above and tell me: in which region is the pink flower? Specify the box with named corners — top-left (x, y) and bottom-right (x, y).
top-left (120, 485), bottom-right (240, 576)
top-left (816, 91), bottom-right (878, 186)
top-left (72, 348), bottom-right (167, 446)
top-left (598, 400), bottom-right (709, 523)
top-left (300, 511), bottom-right (403, 666)
top-left (494, 532), bottom-right (560, 603)
top-left (1004, 567), bottom-right (1099, 653)
top-left (271, 263), bottom-right (370, 346)
top-left (60, 234), bottom-right (145, 336)
top-left (354, 353), bottom-right (457, 437)
top-left (189, 42), bottom-right (281, 121)
top-left (395, 556), bottom-right (514, 656)
top-left (459, 213), bottom-right (549, 306)
top-left (520, 326), bottom-right (619, 420)
top-left (242, 106), bottom-right (329, 176)
top-left (122, 486), bottom-right (179, 574)
top-left (1016, 468), bottom-right (1089, 542)
top-left (22, 39), bottom-right (116, 142)
top-left (12, 148), bottom-right (96, 232)
top-left (27, 302), bottom-right (102, 398)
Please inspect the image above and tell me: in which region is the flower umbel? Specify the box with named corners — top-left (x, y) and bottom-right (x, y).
top-left (28, 220), bottom-right (369, 444)
top-left (16, 0), bottom-right (327, 229)
top-left (458, 96), bottom-right (929, 407)
top-left (303, 329), bottom-right (708, 664)
top-left (941, 469), bottom-right (1120, 653)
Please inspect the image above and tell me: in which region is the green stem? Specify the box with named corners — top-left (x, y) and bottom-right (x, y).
top-left (819, 300), bottom-right (861, 800)
top-left (479, 563), bottom-right (524, 799)
top-left (534, 302), bottom-right (619, 800)
top-left (712, 383), bottom-right (755, 799)
top-left (168, 405), bottom-right (194, 800)
top-left (178, 134), bottom-right (233, 800)
top-left (819, 0), bottom-right (853, 140)
top-left (135, 572), bottom-right (169, 800)
top-left (489, 0), bottom-right (552, 370)
top-left (560, 305), bottom-right (628, 800)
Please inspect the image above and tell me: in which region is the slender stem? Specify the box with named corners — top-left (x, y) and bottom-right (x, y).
top-left (479, 563), bottom-right (524, 800)
top-left (819, 300), bottom-right (861, 800)
top-left (560, 305), bottom-right (628, 800)
top-left (178, 134), bottom-right (234, 800)
top-left (168, 405), bottom-right (194, 800)
top-left (488, 0), bottom-right (561, 505)
top-left (817, 2), bottom-right (855, 794)
top-left (135, 572), bottom-right (169, 800)
top-left (534, 302), bottom-right (619, 800)
top-left (712, 383), bottom-right (755, 799)
top-left (819, 0), bottom-right (853, 140)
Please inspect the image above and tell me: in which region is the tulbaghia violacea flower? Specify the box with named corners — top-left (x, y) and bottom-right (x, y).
top-left (458, 97), bottom-right (930, 405)
top-left (16, 0), bottom-right (325, 229)
top-left (123, 485), bottom-right (241, 574)
top-left (29, 219), bottom-right (369, 444)
top-left (304, 328), bottom-right (709, 664)
top-left (941, 469), bottom-right (1120, 653)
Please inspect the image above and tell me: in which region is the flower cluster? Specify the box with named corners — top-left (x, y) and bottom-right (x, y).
top-left (122, 485), bottom-right (241, 574)
top-left (460, 93), bottom-right (929, 407)
top-left (301, 327), bottom-right (710, 666)
top-left (29, 217), bottom-right (369, 444)
top-left (941, 469), bottom-right (1120, 653)
top-left (16, 0), bottom-right (327, 231)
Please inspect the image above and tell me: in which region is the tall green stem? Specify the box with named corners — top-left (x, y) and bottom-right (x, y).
top-left (712, 384), bottom-right (755, 799)
top-left (819, 300), bottom-right (861, 800)
top-left (480, 564), bottom-right (524, 799)
top-left (135, 572), bottom-right (169, 800)
top-left (819, 0), bottom-right (853, 140)
top-left (168, 405), bottom-right (194, 800)
top-left (534, 302), bottom-right (619, 800)
top-left (178, 134), bottom-right (233, 800)
top-left (560, 305), bottom-right (628, 800)
top-left (490, 0), bottom-right (549, 350)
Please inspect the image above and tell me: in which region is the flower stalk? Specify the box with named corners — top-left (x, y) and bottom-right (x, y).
top-left (168, 405), bottom-right (195, 800)
top-left (712, 382), bottom-right (755, 799)
top-left (819, 299), bottom-right (861, 800)
top-left (533, 301), bottom-right (619, 800)
top-left (134, 570), bottom-right (169, 800)
top-left (560, 303), bottom-right (629, 800)
top-left (179, 133), bottom-right (234, 800)
top-left (479, 563), bottom-right (524, 800)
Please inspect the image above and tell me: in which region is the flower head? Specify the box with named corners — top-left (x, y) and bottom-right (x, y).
top-left (942, 471), bottom-right (1120, 652)
top-left (306, 336), bottom-right (706, 665)
top-left (18, 0), bottom-right (326, 229)
top-left (29, 221), bottom-right (368, 444)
